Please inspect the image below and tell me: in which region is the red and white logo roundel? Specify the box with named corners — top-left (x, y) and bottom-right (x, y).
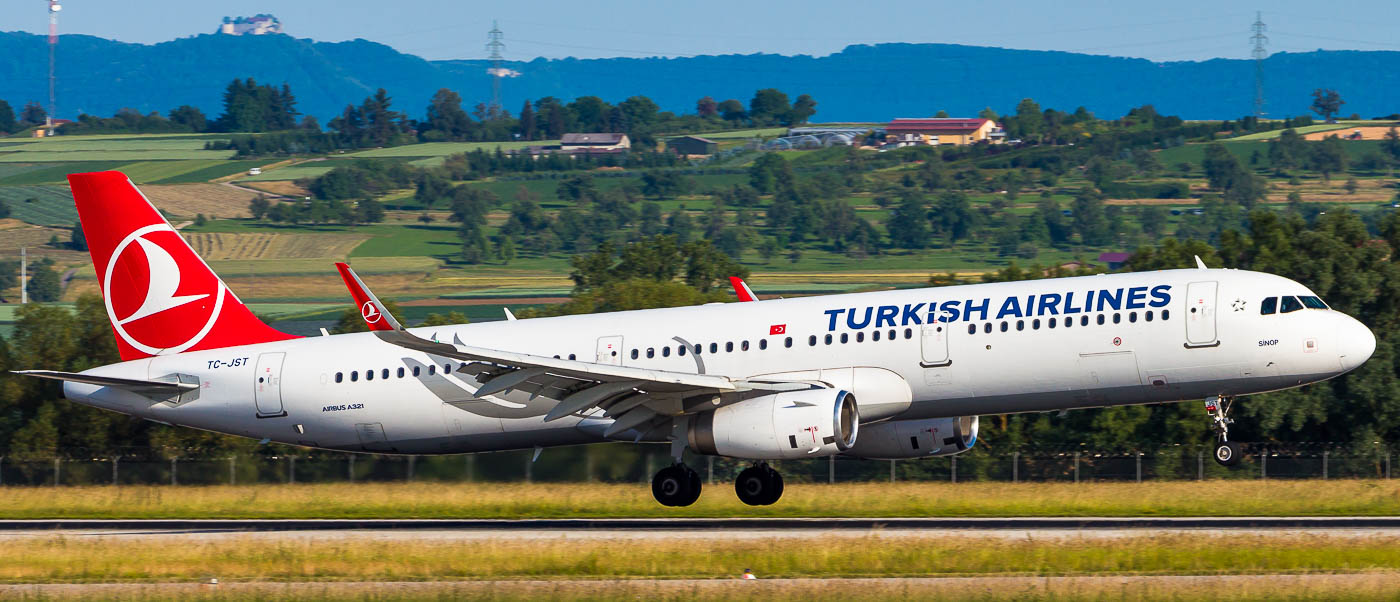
top-left (103, 224), bottom-right (224, 355)
top-left (361, 300), bottom-right (383, 324)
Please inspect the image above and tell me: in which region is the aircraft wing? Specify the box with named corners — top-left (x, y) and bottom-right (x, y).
top-left (337, 264), bottom-right (810, 438)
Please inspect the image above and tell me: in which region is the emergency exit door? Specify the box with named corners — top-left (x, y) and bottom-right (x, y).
top-left (920, 323), bottom-right (951, 367)
top-left (254, 352), bottom-right (286, 416)
top-left (1184, 281), bottom-right (1219, 347)
top-left (596, 336), bottom-right (623, 365)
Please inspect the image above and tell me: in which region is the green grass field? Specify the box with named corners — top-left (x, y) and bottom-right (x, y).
top-left (0, 161), bottom-right (130, 185)
top-left (3, 481), bottom-right (1395, 519)
top-left (67, 256), bottom-right (440, 280)
top-left (1227, 123), bottom-right (1357, 141)
top-left (346, 140), bottom-right (547, 158)
top-left (237, 162), bottom-right (339, 181)
top-left (0, 185), bottom-right (79, 225)
top-left (0, 150), bottom-right (236, 162)
top-left (1156, 140), bottom-right (1386, 170)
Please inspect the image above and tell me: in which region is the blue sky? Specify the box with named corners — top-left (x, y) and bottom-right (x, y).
top-left (9, 1), bottom-right (1400, 62)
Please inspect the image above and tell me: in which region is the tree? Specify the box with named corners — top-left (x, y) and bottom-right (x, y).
top-left (19, 101), bottom-right (46, 126)
top-left (0, 99), bottom-right (19, 133)
top-left (1202, 143), bottom-right (1242, 189)
top-left (748, 89), bottom-right (791, 126)
top-left (1071, 188), bottom-right (1112, 246)
top-left (26, 260), bottom-right (61, 302)
top-left (355, 199), bottom-right (385, 224)
top-left (696, 96), bottom-right (718, 118)
top-left (748, 153), bottom-right (790, 194)
top-left (248, 195), bottom-right (271, 220)
top-left (886, 193), bottom-right (931, 249)
top-left (423, 89), bottom-right (474, 141)
top-left (1013, 98), bottom-right (1043, 140)
top-left (167, 105), bottom-right (207, 132)
top-left (978, 107), bottom-right (999, 121)
top-left (717, 99), bottom-right (746, 123)
top-left (788, 94), bottom-right (817, 125)
top-left (1310, 89), bottom-right (1344, 121)
top-left (517, 100), bottom-right (536, 141)
top-left (1309, 135), bottom-right (1348, 181)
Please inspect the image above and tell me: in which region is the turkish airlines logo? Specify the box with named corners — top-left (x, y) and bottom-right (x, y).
top-left (103, 224), bottom-right (225, 355)
top-left (361, 300), bottom-right (382, 324)
top-left (770, 324), bottom-right (786, 335)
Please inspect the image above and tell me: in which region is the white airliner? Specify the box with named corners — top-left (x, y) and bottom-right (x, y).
top-left (17, 172), bottom-right (1376, 506)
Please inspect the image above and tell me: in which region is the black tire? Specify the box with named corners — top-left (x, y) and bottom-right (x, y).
top-left (762, 466), bottom-right (784, 505)
top-left (735, 466), bottom-right (769, 506)
top-left (678, 466), bottom-right (703, 507)
top-left (652, 465), bottom-right (689, 506)
top-left (1214, 440), bottom-right (1241, 467)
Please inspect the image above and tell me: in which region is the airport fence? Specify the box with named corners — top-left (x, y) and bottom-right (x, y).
top-left (0, 443), bottom-right (1392, 487)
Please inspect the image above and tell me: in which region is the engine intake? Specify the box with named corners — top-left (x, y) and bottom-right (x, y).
top-left (844, 415), bottom-right (978, 460)
top-left (689, 389), bottom-right (858, 460)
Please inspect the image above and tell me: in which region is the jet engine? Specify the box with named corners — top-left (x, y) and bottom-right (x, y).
top-left (844, 415), bottom-right (977, 460)
top-left (688, 389), bottom-right (858, 460)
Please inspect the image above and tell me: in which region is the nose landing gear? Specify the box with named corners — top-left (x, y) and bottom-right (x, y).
top-left (735, 463), bottom-right (784, 506)
top-left (1206, 396), bottom-right (1241, 467)
top-left (651, 463), bottom-right (702, 507)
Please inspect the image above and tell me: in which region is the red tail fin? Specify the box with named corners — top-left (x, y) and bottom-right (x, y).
top-left (69, 171), bottom-right (298, 361)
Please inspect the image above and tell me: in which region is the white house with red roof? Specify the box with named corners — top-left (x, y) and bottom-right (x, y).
top-left (885, 118), bottom-right (1004, 147)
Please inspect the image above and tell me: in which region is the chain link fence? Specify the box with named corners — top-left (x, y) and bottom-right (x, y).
top-left (0, 443), bottom-right (1392, 487)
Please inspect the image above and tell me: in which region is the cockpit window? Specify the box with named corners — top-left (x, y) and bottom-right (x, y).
top-left (1280, 296), bottom-right (1304, 313)
top-left (1260, 297), bottom-right (1277, 315)
top-left (1299, 295), bottom-right (1328, 309)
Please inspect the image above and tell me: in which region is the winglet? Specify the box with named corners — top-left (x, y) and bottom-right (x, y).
top-left (729, 276), bottom-right (759, 302)
top-left (503, 308), bottom-right (517, 321)
top-left (1194, 255), bottom-right (1208, 270)
top-left (334, 262), bottom-right (403, 332)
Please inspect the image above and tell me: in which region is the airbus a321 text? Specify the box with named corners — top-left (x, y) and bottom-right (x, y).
top-left (16, 172), bottom-right (1376, 506)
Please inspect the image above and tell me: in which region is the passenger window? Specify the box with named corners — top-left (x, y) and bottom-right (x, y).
top-left (351, 371), bottom-right (359, 382)
top-left (1281, 296), bottom-right (1303, 313)
top-left (694, 344), bottom-right (702, 354)
top-left (1161, 309), bottom-right (1170, 320)
top-left (413, 366), bottom-right (421, 377)
top-left (1000, 321), bottom-right (1008, 332)
top-left (1145, 311), bottom-right (1154, 322)
top-left (1260, 296), bottom-right (1277, 315)
top-left (397, 367), bottom-right (405, 378)
top-left (710, 343), bottom-right (718, 354)
top-left (382, 369), bottom-right (390, 380)
top-left (824, 334), bottom-right (833, 345)
top-left (444, 363), bottom-right (452, 373)
top-left (967, 324), bottom-right (976, 335)
top-left (1049, 317), bottom-right (1057, 328)
top-left (1032, 318), bottom-right (1040, 330)
top-left (1129, 312), bottom-right (1137, 323)
top-left (1016, 320), bottom-right (1024, 331)
top-left (785, 337), bottom-right (793, 348)
top-left (679, 345), bottom-right (687, 356)
top-left (760, 339), bottom-right (768, 350)
top-left (1300, 295), bottom-right (1327, 309)
top-left (335, 372), bottom-right (344, 383)
top-left (983, 323), bottom-right (991, 334)
top-left (1096, 315), bottom-right (1105, 325)
top-left (1080, 315), bottom-right (1089, 326)
top-left (855, 332), bottom-right (864, 343)
top-left (741, 340), bottom-right (750, 351)
top-left (904, 328), bottom-right (913, 339)
top-left (889, 329), bottom-right (897, 340)
top-left (873, 330), bottom-right (882, 341)
top-left (568, 354), bottom-right (576, 360)
top-left (366, 370), bottom-right (374, 381)
top-left (1064, 316), bottom-right (1073, 328)
top-left (647, 348), bottom-right (655, 358)
top-left (662, 346), bottom-right (671, 357)
top-left (726, 342), bottom-right (735, 352)
top-left (839, 333), bottom-right (848, 344)
top-left (1112, 313), bottom-right (1121, 324)
top-left (809, 335), bottom-right (817, 346)
top-left (428, 365), bottom-right (435, 376)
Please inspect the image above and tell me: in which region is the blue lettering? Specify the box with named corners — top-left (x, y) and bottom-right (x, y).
top-left (1063, 291), bottom-right (1082, 314)
top-left (939, 300), bottom-right (962, 323)
top-left (1149, 285), bottom-right (1172, 308)
top-left (1125, 286), bottom-right (1148, 309)
top-left (1025, 296), bottom-right (1036, 317)
top-left (996, 297), bottom-right (1023, 319)
top-left (964, 298), bottom-right (989, 321)
top-left (824, 308), bottom-right (846, 331)
top-left (900, 303), bottom-right (926, 326)
top-left (875, 305), bottom-right (900, 328)
top-left (847, 306), bottom-right (873, 329)
top-left (1083, 290), bottom-right (1095, 313)
top-left (1097, 288), bottom-right (1123, 312)
top-left (1037, 293), bottom-right (1062, 316)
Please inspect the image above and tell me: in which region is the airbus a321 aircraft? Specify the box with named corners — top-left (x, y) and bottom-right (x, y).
top-left (18, 172), bottom-right (1376, 506)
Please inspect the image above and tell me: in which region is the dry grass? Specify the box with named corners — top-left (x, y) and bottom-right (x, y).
top-left (0, 534), bottom-right (1397, 584)
top-left (237, 181), bottom-right (310, 197)
top-left (137, 184), bottom-right (259, 219)
top-left (181, 232), bottom-right (368, 261)
top-left (3, 481), bottom-right (1398, 519)
top-left (8, 575), bottom-right (1400, 601)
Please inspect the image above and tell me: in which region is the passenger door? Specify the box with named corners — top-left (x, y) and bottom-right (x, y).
top-left (1185, 281), bottom-right (1219, 347)
top-left (920, 323), bottom-right (951, 367)
top-left (253, 352), bottom-right (286, 417)
top-left (596, 336), bottom-right (624, 365)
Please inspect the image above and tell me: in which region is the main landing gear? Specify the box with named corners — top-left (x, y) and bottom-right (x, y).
top-left (651, 463), bottom-right (702, 507)
top-left (735, 463), bottom-right (784, 506)
top-left (1205, 396), bottom-right (1241, 467)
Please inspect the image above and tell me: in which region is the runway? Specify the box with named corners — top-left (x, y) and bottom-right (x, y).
top-left (2, 516), bottom-right (1399, 541)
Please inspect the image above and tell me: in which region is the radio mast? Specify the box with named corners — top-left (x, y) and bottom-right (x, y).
top-left (486, 21), bottom-right (505, 120)
top-left (1251, 12), bottom-right (1269, 119)
top-left (47, 0), bottom-right (62, 129)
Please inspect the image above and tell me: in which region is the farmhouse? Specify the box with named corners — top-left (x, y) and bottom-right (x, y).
top-left (666, 135), bottom-right (718, 156)
top-left (885, 118), bottom-right (1004, 147)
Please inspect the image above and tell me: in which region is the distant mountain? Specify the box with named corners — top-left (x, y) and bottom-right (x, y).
top-left (3, 31), bottom-right (1400, 124)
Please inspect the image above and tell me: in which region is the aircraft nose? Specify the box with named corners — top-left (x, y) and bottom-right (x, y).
top-left (1338, 315), bottom-right (1376, 373)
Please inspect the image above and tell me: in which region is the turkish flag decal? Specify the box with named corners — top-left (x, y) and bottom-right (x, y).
top-left (770, 324), bottom-right (787, 335)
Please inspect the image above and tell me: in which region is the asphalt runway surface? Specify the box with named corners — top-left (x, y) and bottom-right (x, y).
top-left (2, 516), bottom-right (1399, 540)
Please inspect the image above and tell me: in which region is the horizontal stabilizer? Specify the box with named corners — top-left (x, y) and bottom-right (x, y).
top-left (13, 370), bottom-right (198, 397)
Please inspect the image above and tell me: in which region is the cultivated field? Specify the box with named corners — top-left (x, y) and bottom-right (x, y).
top-left (181, 232), bottom-right (370, 261)
top-left (3, 481), bottom-right (1397, 519)
top-left (139, 184), bottom-right (259, 218)
top-left (0, 185), bottom-right (77, 226)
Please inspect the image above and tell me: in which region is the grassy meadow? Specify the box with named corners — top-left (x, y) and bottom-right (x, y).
top-left (1, 480), bottom-right (1397, 519)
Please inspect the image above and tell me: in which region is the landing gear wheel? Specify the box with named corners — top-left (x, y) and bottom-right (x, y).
top-left (1213, 439), bottom-right (1242, 467)
top-left (735, 464), bottom-right (784, 506)
top-left (652, 464), bottom-right (702, 507)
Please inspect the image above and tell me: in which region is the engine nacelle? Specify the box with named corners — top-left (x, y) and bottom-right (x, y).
top-left (688, 389), bottom-right (858, 460)
top-left (844, 415), bottom-right (978, 460)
